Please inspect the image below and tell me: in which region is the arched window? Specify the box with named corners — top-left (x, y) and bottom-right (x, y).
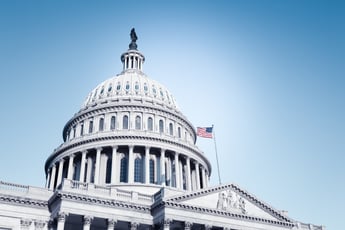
top-left (178, 127), bottom-right (181, 138)
top-left (123, 115), bottom-right (129, 130)
top-left (135, 116), bottom-right (141, 130)
top-left (159, 120), bottom-right (164, 133)
top-left (73, 126), bottom-right (76, 138)
top-left (110, 116), bottom-right (116, 130)
top-left (169, 123), bottom-right (173, 135)
top-left (147, 117), bottom-right (153, 131)
top-left (149, 159), bottom-right (155, 184)
top-left (89, 120), bottom-right (93, 133)
top-left (120, 157), bottom-right (128, 182)
top-left (134, 157), bottom-right (143, 183)
top-left (99, 117), bottom-right (104, 131)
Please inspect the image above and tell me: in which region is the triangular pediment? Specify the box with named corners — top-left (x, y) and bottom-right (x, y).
top-left (165, 184), bottom-right (293, 223)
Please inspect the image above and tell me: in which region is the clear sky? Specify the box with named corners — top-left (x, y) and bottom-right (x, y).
top-left (0, 1), bottom-right (344, 229)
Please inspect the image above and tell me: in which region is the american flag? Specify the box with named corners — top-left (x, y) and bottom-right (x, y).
top-left (197, 127), bottom-right (213, 138)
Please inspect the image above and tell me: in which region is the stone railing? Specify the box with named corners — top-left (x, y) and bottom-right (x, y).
top-left (0, 181), bottom-right (29, 193)
top-left (61, 179), bottom-right (154, 204)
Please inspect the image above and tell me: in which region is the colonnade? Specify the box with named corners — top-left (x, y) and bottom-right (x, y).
top-left (46, 145), bottom-right (209, 191)
top-left (53, 212), bottom-right (224, 230)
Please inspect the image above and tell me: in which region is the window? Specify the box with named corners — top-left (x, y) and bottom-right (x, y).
top-left (144, 83), bottom-right (148, 93)
top-left (135, 82), bottom-right (140, 91)
top-left (125, 81), bottom-right (130, 91)
top-left (169, 123), bottom-right (173, 135)
top-left (135, 116), bottom-right (141, 130)
top-left (89, 120), bottom-right (93, 133)
top-left (108, 84), bottom-right (112, 92)
top-left (116, 83), bottom-right (121, 91)
top-left (149, 159), bottom-right (155, 183)
top-left (99, 117), bottom-right (104, 131)
top-left (178, 127), bottom-right (181, 138)
top-left (80, 123), bottom-right (84, 136)
top-left (159, 120), bottom-right (164, 133)
top-left (73, 126), bottom-right (76, 138)
top-left (120, 157), bottom-right (128, 182)
top-left (134, 157), bottom-right (143, 182)
top-left (110, 116), bottom-right (116, 130)
top-left (147, 117), bottom-right (153, 131)
top-left (100, 87), bottom-right (104, 95)
top-left (123, 115), bottom-right (129, 130)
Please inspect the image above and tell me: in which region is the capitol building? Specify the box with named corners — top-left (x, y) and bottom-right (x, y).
top-left (0, 30), bottom-right (323, 230)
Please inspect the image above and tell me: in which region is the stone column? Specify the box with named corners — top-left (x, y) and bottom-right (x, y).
top-left (205, 224), bottom-right (212, 230)
top-left (107, 219), bottom-right (117, 230)
top-left (163, 219), bottom-right (172, 230)
top-left (184, 222), bottom-right (192, 230)
top-left (20, 219), bottom-right (32, 229)
top-left (57, 213), bottom-right (67, 230)
top-left (94, 148), bottom-right (102, 184)
top-left (46, 170), bottom-right (51, 189)
top-left (128, 145), bottom-right (134, 183)
top-left (83, 216), bottom-right (93, 230)
top-left (174, 152), bottom-right (180, 189)
top-left (160, 149), bottom-right (166, 185)
top-left (111, 146), bottom-right (118, 184)
top-left (205, 171), bottom-right (209, 187)
top-left (67, 154), bottom-right (75, 180)
top-left (195, 161), bottom-right (200, 190)
top-left (186, 157), bottom-right (192, 191)
top-left (80, 150), bottom-right (87, 182)
top-left (179, 160), bottom-right (183, 189)
top-left (49, 166), bottom-right (56, 189)
top-left (129, 222), bottom-right (139, 230)
top-left (145, 146), bottom-right (150, 184)
top-left (34, 220), bottom-right (46, 230)
top-left (56, 159), bottom-right (65, 187)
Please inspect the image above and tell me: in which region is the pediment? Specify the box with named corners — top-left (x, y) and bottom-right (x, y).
top-left (165, 184), bottom-right (292, 223)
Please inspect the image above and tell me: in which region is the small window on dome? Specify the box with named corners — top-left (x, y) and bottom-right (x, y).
top-left (116, 83), bottom-right (121, 91)
top-left (135, 82), bottom-right (140, 91)
top-left (160, 89), bottom-right (164, 98)
top-left (166, 91), bottom-right (171, 103)
top-left (100, 87), bottom-right (104, 95)
top-left (108, 84), bottom-right (112, 92)
top-left (144, 83), bottom-right (148, 93)
top-left (152, 85), bottom-right (157, 95)
top-left (125, 82), bottom-right (130, 91)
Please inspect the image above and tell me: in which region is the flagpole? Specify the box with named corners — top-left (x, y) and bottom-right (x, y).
top-left (212, 124), bottom-right (222, 185)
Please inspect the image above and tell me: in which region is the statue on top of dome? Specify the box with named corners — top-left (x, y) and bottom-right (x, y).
top-left (129, 28), bottom-right (138, 50)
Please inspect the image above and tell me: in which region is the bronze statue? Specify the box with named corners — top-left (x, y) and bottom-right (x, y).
top-left (129, 28), bottom-right (138, 50)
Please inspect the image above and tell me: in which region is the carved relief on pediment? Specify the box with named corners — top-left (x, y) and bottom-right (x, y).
top-left (216, 190), bottom-right (246, 214)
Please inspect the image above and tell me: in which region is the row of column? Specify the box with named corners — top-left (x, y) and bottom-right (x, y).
top-left (46, 146), bottom-right (209, 191)
top-left (55, 213), bottom-right (225, 230)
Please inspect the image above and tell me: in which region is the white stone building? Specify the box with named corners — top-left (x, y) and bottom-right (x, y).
top-left (0, 29), bottom-right (324, 230)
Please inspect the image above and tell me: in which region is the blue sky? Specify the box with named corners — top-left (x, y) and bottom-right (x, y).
top-left (0, 1), bottom-right (344, 229)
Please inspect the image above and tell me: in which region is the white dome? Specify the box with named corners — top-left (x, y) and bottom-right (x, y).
top-left (82, 70), bottom-right (179, 112)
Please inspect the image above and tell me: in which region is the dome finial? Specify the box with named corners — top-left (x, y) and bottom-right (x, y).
top-left (129, 28), bottom-right (138, 50)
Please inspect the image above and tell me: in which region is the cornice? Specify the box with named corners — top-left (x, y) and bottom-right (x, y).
top-left (0, 194), bottom-right (48, 209)
top-left (49, 191), bottom-right (151, 213)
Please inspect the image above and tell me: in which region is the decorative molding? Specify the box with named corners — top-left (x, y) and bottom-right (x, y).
top-left (129, 221), bottom-right (139, 230)
top-left (184, 221), bottom-right (193, 230)
top-left (50, 191), bottom-right (151, 213)
top-left (34, 220), bottom-right (46, 229)
top-left (163, 218), bottom-right (172, 228)
top-left (0, 194), bottom-right (48, 208)
top-left (217, 189), bottom-right (246, 214)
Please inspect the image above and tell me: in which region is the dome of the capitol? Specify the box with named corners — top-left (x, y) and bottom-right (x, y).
top-left (82, 71), bottom-right (180, 112)
top-left (45, 28), bottom-right (211, 193)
